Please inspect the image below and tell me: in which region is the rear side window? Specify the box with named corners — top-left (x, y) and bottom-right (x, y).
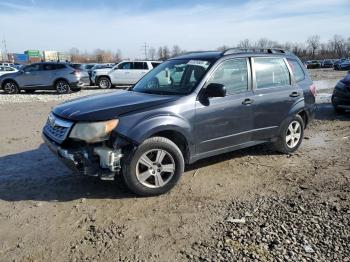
top-left (207, 58), bottom-right (248, 95)
top-left (254, 57), bottom-right (290, 89)
top-left (151, 62), bottom-right (161, 68)
top-left (287, 59), bottom-right (305, 82)
top-left (134, 62), bottom-right (148, 70)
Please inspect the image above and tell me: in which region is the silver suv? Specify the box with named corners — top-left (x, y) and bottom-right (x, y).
top-left (92, 61), bottom-right (161, 89)
top-left (0, 62), bottom-right (80, 94)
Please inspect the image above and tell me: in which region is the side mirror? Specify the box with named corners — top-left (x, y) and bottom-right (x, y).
top-left (205, 83), bottom-right (226, 98)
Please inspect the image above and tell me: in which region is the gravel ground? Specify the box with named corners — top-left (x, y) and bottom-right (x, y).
top-left (0, 68), bottom-right (349, 261)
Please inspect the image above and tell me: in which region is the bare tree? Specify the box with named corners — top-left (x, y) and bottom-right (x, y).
top-left (148, 47), bottom-right (156, 60)
top-left (162, 46), bottom-right (170, 60)
top-left (307, 35), bottom-right (320, 58)
top-left (238, 39), bottom-right (251, 48)
top-left (114, 49), bottom-right (122, 62)
top-left (171, 45), bottom-right (181, 57)
top-left (217, 45), bottom-right (230, 51)
top-left (329, 34), bottom-right (346, 58)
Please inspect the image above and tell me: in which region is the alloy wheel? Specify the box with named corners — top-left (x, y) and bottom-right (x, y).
top-left (99, 79), bottom-right (109, 89)
top-left (136, 149), bottom-right (176, 188)
top-left (4, 82), bottom-right (17, 94)
top-left (286, 121), bottom-right (301, 148)
top-left (56, 81), bottom-right (69, 94)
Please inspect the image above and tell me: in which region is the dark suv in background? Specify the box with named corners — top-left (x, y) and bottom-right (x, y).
top-left (42, 48), bottom-right (316, 196)
top-left (0, 62), bottom-right (80, 94)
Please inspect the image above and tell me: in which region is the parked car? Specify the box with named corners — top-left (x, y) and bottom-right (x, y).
top-left (321, 59), bottom-right (334, 68)
top-left (305, 60), bottom-right (321, 69)
top-left (333, 58), bottom-right (347, 70)
top-left (332, 73), bottom-right (350, 113)
top-left (0, 66), bottom-right (18, 76)
top-left (0, 62), bottom-right (80, 94)
top-left (0, 62), bottom-right (15, 67)
top-left (42, 49), bottom-right (316, 196)
top-left (92, 61), bottom-right (162, 89)
top-left (335, 60), bottom-right (350, 71)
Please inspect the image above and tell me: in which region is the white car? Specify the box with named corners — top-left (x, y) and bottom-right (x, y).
top-left (0, 66), bottom-right (18, 76)
top-left (91, 60), bottom-right (162, 89)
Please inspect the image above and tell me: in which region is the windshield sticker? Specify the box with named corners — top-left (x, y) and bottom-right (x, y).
top-left (187, 60), bottom-right (210, 67)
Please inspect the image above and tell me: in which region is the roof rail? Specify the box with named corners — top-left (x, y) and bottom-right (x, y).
top-left (223, 48), bottom-right (287, 55)
top-left (181, 50), bottom-right (221, 55)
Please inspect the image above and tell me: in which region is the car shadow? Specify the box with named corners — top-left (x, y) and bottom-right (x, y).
top-left (315, 103), bottom-right (350, 121)
top-left (0, 143), bottom-right (279, 202)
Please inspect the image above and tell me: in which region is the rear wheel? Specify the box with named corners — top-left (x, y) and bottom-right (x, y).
top-left (55, 80), bottom-right (71, 94)
top-left (122, 137), bottom-right (184, 196)
top-left (273, 115), bottom-right (304, 154)
top-left (331, 95), bottom-right (345, 114)
top-left (98, 77), bottom-right (112, 89)
top-left (3, 81), bottom-right (19, 94)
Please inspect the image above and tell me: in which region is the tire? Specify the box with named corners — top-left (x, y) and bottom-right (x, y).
top-left (24, 90), bottom-right (35, 94)
top-left (331, 95), bottom-right (345, 114)
top-left (273, 115), bottom-right (304, 154)
top-left (55, 80), bottom-right (71, 94)
top-left (3, 81), bottom-right (19, 94)
top-left (122, 137), bottom-right (185, 196)
top-left (333, 106), bottom-right (345, 114)
top-left (98, 77), bottom-right (112, 89)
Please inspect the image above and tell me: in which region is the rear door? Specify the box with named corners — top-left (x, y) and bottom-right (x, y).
top-left (249, 56), bottom-right (303, 140)
top-left (132, 62), bottom-right (149, 83)
top-left (195, 58), bottom-right (254, 155)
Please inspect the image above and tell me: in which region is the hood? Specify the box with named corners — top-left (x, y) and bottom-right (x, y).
top-left (53, 90), bottom-right (177, 121)
top-left (94, 68), bottom-right (113, 75)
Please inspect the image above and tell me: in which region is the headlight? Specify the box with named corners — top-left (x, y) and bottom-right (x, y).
top-left (69, 119), bottom-right (118, 142)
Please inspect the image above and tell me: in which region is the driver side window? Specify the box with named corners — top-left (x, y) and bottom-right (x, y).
top-left (118, 62), bottom-right (132, 70)
top-left (24, 64), bottom-right (41, 72)
top-left (207, 59), bottom-right (248, 95)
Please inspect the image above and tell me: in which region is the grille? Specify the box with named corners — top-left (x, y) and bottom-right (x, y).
top-left (43, 113), bottom-right (73, 144)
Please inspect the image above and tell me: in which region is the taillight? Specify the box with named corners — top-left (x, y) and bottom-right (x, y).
top-left (70, 70), bottom-right (80, 76)
top-left (310, 83), bottom-right (317, 97)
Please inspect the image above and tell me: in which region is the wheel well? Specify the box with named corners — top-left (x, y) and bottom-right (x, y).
top-left (54, 78), bottom-right (69, 87)
top-left (96, 75), bottom-right (111, 83)
top-left (298, 110), bottom-right (308, 128)
top-left (1, 79), bottom-right (18, 89)
top-left (152, 130), bottom-right (189, 163)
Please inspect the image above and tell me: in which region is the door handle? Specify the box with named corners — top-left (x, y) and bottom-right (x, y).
top-left (242, 98), bottom-right (254, 105)
top-left (289, 91), bottom-right (300, 98)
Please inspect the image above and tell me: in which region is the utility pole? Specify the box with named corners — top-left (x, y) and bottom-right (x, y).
top-left (2, 38), bottom-right (8, 61)
top-left (141, 42), bottom-right (148, 60)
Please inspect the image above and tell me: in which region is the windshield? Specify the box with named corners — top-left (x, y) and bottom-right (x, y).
top-left (132, 59), bottom-right (213, 95)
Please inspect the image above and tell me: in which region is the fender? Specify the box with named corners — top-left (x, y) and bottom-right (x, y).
top-left (0, 77), bottom-right (19, 89)
top-left (119, 114), bottom-right (193, 146)
top-left (277, 98), bottom-right (306, 134)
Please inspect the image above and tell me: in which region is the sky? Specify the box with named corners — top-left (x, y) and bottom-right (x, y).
top-left (0, 0), bottom-right (349, 58)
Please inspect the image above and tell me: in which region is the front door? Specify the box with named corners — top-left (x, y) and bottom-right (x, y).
top-left (16, 64), bottom-right (42, 88)
top-left (195, 58), bottom-right (254, 155)
top-left (110, 62), bottom-right (133, 85)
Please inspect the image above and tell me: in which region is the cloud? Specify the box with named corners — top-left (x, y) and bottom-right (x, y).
top-left (0, 0), bottom-right (349, 58)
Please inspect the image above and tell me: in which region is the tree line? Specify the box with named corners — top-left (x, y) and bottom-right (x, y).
top-left (69, 34), bottom-right (350, 63)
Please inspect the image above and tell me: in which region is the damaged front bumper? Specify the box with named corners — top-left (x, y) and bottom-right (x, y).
top-left (42, 133), bottom-right (123, 180)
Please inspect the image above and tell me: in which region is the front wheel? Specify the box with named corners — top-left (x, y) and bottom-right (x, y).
top-left (273, 115), bottom-right (304, 154)
top-left (122, 137), bottom-right (184, 196)
top-left (3, 81), bottom-right (19, 94)
top-left (98, 77), bottom-right (112, 89)
top-left (55, 80), bottom-right (71, 94)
